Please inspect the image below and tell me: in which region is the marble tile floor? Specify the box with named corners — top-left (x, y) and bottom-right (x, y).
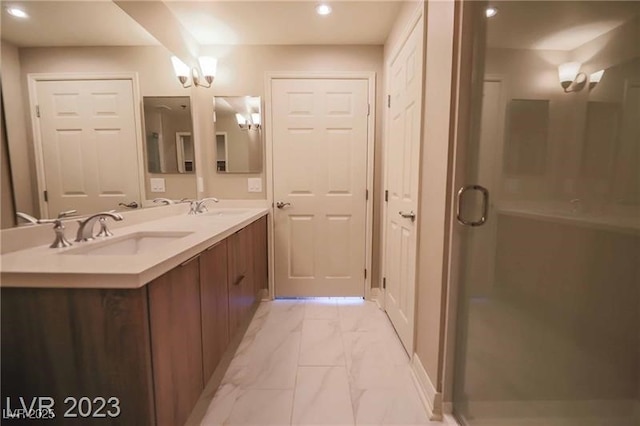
top-left (201, 298), bottom-right (445, 426)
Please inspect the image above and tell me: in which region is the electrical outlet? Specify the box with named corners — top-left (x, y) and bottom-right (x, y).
top-left (150, 178), bottom-right (166, 193)
top-left (247, 178), bottom-right (262, 193)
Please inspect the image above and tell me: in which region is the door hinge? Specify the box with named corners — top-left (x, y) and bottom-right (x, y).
top-left (36, 105), bottom-right (41, 118)
top-left (382, 277), bottom-right (386, 289)
top-left (364, 269), bottom-right (367, 279)
top-left (367, 103), bottom-right (371, 116)
top-left (365, 189), bottom-right (369, 201)
top-left (387, 95), bottom-right (391, 108)
top-left (384, 190), bottom-right (389, 202)
top-left (43, 190), bottom-right (48, 202)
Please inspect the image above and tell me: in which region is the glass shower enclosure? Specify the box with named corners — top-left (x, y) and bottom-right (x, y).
top-left (452, 1), bottom-right (639, 425)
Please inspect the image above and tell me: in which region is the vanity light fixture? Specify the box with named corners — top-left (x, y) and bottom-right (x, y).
top-left (171, 56), bottom-right (217, 89)
top-left (589, 69), bottom-right (605, 90)
top-left (316, 3), bottom-right (332, 16)
top-left (485, 6), bottom-right (498, 18)
top-left (236, 113), bottom-right (261, 131)
top-left (6, 6), bottom-right (28, 18)
top-left (558, 62), bottom-right (587, 93)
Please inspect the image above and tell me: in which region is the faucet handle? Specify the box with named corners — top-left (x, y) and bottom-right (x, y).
top-left (96, 217), bottom-right (114, 237)
top-left (57, 209), bottom-right (77, 219)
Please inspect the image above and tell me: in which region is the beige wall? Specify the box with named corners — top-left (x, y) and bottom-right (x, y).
top-left (414, 0), bottom-right (456, 394)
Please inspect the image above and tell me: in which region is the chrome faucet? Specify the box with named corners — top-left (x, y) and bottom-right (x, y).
top-left (188, 197), bottom-right (219, 215)
top-left (16, 212), bottom-right (39, 225)
top-left (36, 210), bottom-right (78, 248)
top-left (153, 198), bottom-right (175, 205)
top-left (75, 211), bottom-right (124, 242)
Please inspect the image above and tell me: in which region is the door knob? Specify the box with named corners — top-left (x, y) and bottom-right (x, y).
top-left (399, 211), bottom-right (416, 221)
top-left (276, 201), bottom-right (291, 209)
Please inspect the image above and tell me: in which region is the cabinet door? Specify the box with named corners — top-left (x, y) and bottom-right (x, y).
top-left (1, 287), bottom-right (155, 425)
top-left (148, 257), bottom-right (203, 426)
top-left (252, 216), bottom-right (269, 295)
top-left (227, 226), bottom-right (254, 337)
top-left (200, 240), bottom-right (229, 382)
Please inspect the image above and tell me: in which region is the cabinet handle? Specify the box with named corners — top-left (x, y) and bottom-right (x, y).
top-left (233, 274), bottom-right (245, 286)
top-left (180, 254), bottom-right (200, 267)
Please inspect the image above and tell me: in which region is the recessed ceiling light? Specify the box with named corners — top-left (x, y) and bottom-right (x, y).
top-left (316, 4), bottom-right (332, 16)
top-left (485, 7), bottom-right (498, 18)
top-left (6, 6), bottom-right (28, 19)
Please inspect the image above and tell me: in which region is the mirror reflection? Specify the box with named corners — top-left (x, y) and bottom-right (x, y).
top-left (214, 96), bottom-right (263, 174)
top-left (143, 97), bottom-right (195, 174)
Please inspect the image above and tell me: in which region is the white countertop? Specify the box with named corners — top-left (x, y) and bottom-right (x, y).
top-left (0, 207), bottom-right (269, 289)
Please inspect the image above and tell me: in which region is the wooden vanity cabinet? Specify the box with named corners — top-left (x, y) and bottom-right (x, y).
top-left (0, 215), bottom-right (268, 426)
top-left (199, 240), bottom-right (229, 381)
top-left (147, 256), bottom-right (204, 426)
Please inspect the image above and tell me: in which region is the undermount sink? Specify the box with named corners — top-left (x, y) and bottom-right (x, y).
top-left (62, 231), bottom-right (193, 256)
top-left (203, 208), bottom-right (251, 217)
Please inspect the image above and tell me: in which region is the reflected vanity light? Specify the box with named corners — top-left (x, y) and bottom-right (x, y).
top-left (316, 4), bottom-right (332, 16)
top-left (171, 56), bottom-right (217, 88)
top-left (236, 113), bottom-right (261, 131)
top-left (485, 7), bottom-right (498, 18)
top-left (558, 62), bottom-right (587, 93)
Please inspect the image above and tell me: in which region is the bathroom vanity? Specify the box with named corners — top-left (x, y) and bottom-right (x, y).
top-left (1, 208), bottom-right (268, 425)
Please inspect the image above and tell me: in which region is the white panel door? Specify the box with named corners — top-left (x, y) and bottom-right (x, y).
top-left (383, 17), bottom-right (424, 355)
top-left (272, 78), bottom-right (369, 297)
top-left (36, 79), bottom-right (141, 216)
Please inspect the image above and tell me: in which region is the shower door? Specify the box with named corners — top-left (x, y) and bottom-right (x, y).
top-left (452, 1), bottom-right (640, 425)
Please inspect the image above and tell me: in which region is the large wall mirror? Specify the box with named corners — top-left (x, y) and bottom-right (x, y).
top-left (214, 96), bottom-right (263, 174)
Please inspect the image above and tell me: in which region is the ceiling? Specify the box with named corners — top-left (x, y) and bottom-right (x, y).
top-left (1, 1), bottom-right (402, 48)
top-left (487, 1), bottom-right (640, 51)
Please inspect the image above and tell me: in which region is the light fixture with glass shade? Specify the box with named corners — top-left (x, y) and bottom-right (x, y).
top-left (251, 113), bottom-right (261, 129)
top-left (589, 69), bottom-right (605, 90)
top-left (171, 56), bottom-right (217, 88)
top-left (558, 62), bottom-right (587, 93)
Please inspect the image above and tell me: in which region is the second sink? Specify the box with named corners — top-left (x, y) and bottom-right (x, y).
top-left (62, 231), bottom-right (193, 256)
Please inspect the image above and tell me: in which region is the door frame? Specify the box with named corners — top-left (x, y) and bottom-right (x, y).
top-left (264, 72), bottom-right (377, 300)
top-left (27, 72), bottom-right (145, 218)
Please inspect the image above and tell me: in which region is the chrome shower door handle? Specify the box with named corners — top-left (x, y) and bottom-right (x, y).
top-left (276, 201), bottom-right (291, 209)
top-left (456, 184), bottom-right (489, 227)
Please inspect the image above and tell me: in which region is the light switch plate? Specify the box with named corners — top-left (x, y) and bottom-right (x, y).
top-left (150, 178), bottom-right (166, 193)
top-left (247, 177), bottom-right (262, 193)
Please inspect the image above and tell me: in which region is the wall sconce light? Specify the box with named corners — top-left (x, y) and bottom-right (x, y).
top-left (589, 69), bottom-right (605, 90)
top-left (558, 62), bottom-right (605, 93)
top-left (558, 62), bottom-right (586, 93)
top-left (171, 56), bottom-right (217, 88)
top-left (236, 113), bottom-right (261, 130)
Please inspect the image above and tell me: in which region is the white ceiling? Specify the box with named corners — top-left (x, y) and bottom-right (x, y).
top-left (1, 1), bottom-right (402, 48)
top-left (487, 1), bottom-right (640, 51)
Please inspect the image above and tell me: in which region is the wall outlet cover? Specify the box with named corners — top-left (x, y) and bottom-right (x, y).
top-left (150, 178), bottom-right (166, 193)
top-left (248, 177), bottom-right (262, 193)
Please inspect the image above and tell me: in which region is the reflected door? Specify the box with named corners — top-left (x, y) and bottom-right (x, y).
top-left (272, 78), bottom-right (369, 297)
top-left (452, 2), bottom-right (640, 425)
top-left (35, 79), bottom-right (141, 217)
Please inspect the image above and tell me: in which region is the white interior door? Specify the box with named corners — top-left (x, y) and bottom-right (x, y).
top-left (35, 79), bottom-right (141, 217)
top-left (383, 17), bottom-right (424, 355)
top-left (272, 78), bottom-right (369, 297)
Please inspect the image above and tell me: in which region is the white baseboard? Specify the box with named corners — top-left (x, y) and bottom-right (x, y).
top-left (410, 353), bottom-right (443, 421)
